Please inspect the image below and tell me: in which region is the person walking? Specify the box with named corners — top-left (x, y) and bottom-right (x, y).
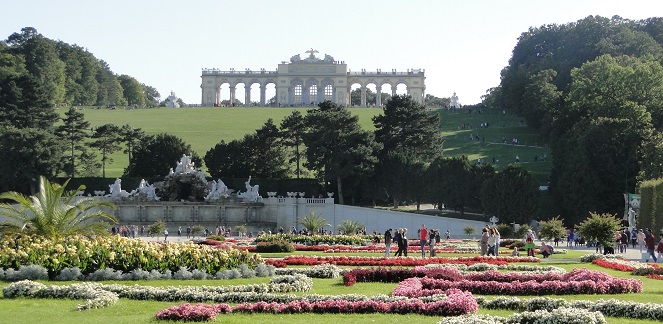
top-left (637, 229), bottom-right (646, 253)
top-left (384, 228), bottom-right (393, 257)
top-left (493, 227), bottom-right (501, 256)
top-left (657, 233), bottom-right (663, 263)
top-left (164, 228), bottom-right (169, 242)
top-left (419, 224), bottom-right (428, 258)
top-left (394, 229), bottom-right (404, 257)
top-left (399, 228), bottom-right (408, 257)
top-left (487, 229), bottom-right (496, 256)
top-left (646, 229), bottom-right (658, 263)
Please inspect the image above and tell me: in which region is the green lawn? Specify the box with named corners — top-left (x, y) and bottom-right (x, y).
top-left (69, 106), bottom-right (552, 183)
top-left (0, 259), bottom-right (660, 324)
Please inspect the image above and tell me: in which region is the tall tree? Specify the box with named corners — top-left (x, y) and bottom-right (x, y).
top-left (126, 133), bottom-right (199, 177)
top-left (55, 106), bottom-right (91, 178)
top-left (373, 94), bottom-right (443, 161)
top-left (427, 156), bottom-right (473, 216)
top-left (375, 149), bottom-right (422, 209)
top-left (90, 124), bottom-right (122, 178)
top-left (0, 127), bottom-right (63, 194)
top-left (303, 101), bottom-right (381, 204)
top-left (118, 124), bottom-right (145, 175)
top-left (481, 165), bottom-right (539, 224)
top-left (0, 75), bottom-right (58, 129)
top-left (118, 74), bottom-right (145, 106)
top-left (279, 110), bottom-right (306, 179)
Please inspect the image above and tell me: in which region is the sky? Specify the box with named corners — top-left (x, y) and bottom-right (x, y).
top-left (1, 0), bottom-right (661, 105)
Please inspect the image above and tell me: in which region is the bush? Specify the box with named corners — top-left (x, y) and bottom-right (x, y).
top-left (207, 234), bottom-right (225, 242)
top-left (500, 239), bottom-right (524, 249)
top-left (255, 240), bottom-right (295, 253)
top-left (55, 267), bottom-right (84, 281)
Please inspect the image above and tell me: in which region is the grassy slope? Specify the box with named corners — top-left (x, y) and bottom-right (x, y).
top-left (72, 106), bottom-right (551, 184)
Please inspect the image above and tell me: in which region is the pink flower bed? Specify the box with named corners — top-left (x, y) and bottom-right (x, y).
top-left (264, 255), bottom-right (536, 268)
top-left (391, 268), bottom-right (642, 297)
top-left (155, 289), bottom-right (477, 321)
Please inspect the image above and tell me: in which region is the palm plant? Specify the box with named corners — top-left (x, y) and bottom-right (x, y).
top-left (298, 210), bottom-right (329, 234)
top-left (338, 219), bottom-right (364, 235)
top-left (0, 176), bottom-right (117, 238)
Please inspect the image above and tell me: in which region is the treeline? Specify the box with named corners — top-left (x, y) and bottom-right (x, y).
top-left (482, 15), bottom-right (663, 225)
top-left (0, 27), bottom-right (160, 107)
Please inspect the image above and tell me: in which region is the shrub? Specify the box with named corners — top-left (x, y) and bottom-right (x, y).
top-left (207, 234), bottom-right (225, 242)
top-left (55, 267), bottom-right (84, 281)
top-left (255, 240), bottom-right (295, 253)
top-left (4, 265), bottom-right (49, 281)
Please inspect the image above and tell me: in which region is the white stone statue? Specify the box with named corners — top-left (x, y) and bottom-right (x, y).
top-left (107, 178), bottom-right (131, 199)
top-left (450, 92), bottom-right (460, 109)
top-left (174, 154), bottom-right (195, 174)
top-left (237, 176), bottom-right (260, 202)
top-left (204, 178), bottom-right (232, 201)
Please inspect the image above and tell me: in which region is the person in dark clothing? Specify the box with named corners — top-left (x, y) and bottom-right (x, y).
top-left (384, 228), bottom-right (393, 257)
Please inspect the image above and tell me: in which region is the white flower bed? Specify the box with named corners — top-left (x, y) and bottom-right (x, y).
top-left (476, 296), bottom-right (663, 321)
top-left (579, 253), bottom-right (624, 263)
top-left (437, 308), bottom-right (606, 324)
top-left (274, 264), bottom-right (343, 278)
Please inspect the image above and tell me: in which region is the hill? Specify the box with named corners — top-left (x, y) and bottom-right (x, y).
top-left (69, 106), bottom-right (551, 183)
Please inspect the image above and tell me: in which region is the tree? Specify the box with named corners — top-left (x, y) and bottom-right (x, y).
top-left (463, 226), bottom-right (476, 237)
top-left (0, 176), bottom-right (116, 238)
top-left (118, 124), bottom-right (145, 175)
top-left (576, 212), bottom-right (622, 248)
top-left (0, 75), bottom-right (58, 129)
top-left (191, 224), bottom-right (204, 238)
top-left (373, 94), bottom-right (443, 161)
top-left (55, 106), bottom-right (91, 178)
top-left (0, 127), bottom-right (63, 193)
top-left (142, 84), bottom-right (160, 107)
top-left (481, 165), bottom-right (539, 224)
top-left (428, 156), bottom-right (473, 216)
top-left (147, 220), bottom-right (166, 238)
top-left (338, 219), bottom-right (364, 235)
top-left (280, 110), bottom-right (306, 179)
top-left (303, 101), bottom-right (381, 204)
top-left (118, 74), bottom-right (145, 106)
top-left (298, 210), bottom-right (329, 234)
top-left (90, 124), bottom-right (122, 178)
top-left (537, 216), bottom-right (567, 241)
top-left (126, 133), bottom-right (200, 177)
top-left (375, 149), bottom-right (422, 208)
top-left (205, 119), bottom-right (290, 179)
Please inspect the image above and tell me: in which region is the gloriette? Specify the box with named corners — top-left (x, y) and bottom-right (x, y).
top-left (200, 49), bottom-right (426, 107)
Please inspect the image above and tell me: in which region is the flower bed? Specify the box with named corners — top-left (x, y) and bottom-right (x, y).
top-left (437, 308), bottom-right (606, 324)
top-left (255, 234), bottom-right (368, 246)
top-left (155, 288), bottom-right (478, 321)
top-left (0, 234), bottom-right (260, 276)
top-left (3, 274), bottom-right (313, 310)
top-left (264, 255), bottom-right (538, 268)
top-left (390, 268), bottom-right (641, 296)
top-left (591, 256), bottom-right (662, 275)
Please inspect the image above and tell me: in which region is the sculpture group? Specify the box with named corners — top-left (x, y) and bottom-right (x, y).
top-left (100, 154), bottom-right (261, 203)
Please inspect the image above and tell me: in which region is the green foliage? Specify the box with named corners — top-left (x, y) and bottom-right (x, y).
top-left (206, 234), bottom-right (225, 242)
top-left (0, 75), bottom-right (58, 129)
top-left (279, 110), bottom-right (306, 178)
top-left (191, 225), bottom-right (204, 238)
top-left (515, 224), bottom-right (532, 239)
top-left (375, 149), bottom-right (426, 208)
top-left (147, 220), bottom-right (166, 237)
top-left (303, 101), bottom-right (381, 204)
top-left (481, 165), bottom-right (539, 224)
top-left (0, 127), bottom-right (63, 193)
top-left (463, 226), bottom-right (476, 236)
top-left (117, 74), bottom-right (145, 106)
top-left (576, 212), bottom-right (622, 247)
top-left (55, 106), bottom-right (93, 178)
top-left (90, 124), bottom-right (121, 178)
top-left (537, 216), bottom-right (567, 241)
top-left (234, 224), bottom-right (247, 235)
top-left (428, 156), bottom-right (473, 215)
top-left (255, 240), bottom-right (295, 253)
top-left (337, 219), bottom-right (364, 235)
top-left (639, 178), bottom-right (663, 232)
top-left (373, 94), bottom-right (443, 161)
top-left (496, 223), bottom-right (515, 239)
top-left (298, 211), bottom-right (329, 233)
top-left (126, 133), bottom-right (199, 177)
top-left (0, 176), bottom-right (117, 238)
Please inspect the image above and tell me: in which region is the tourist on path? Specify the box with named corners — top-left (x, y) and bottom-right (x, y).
top-left (645, 229), bottom-right (658, 263)
top-left (394, 229), bottom-right (404, 257)
top-left (480, 227), bottom-right (489, 256)
top-left (384, 228), bottom-right (393, 257)
top-left (492, 227), bottom-right (501, 256)
top-left (637, 229), bottom-right (646, 253)
top-left (419, 224), bottom-right (428, 258)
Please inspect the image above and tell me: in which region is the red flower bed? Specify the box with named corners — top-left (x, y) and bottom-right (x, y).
top-left (646, 274), bottom-right (663, 280)
top-left (592, 258), bottom-right (636, 272)
top-left (155, 289), bottom-right (477, 321)
top-left (391, 268), bottom-right (642, 297)
top-left (264, 255), bottom-right (537, 268)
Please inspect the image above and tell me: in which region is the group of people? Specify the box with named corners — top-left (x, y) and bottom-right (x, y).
top-left (383, 225), bottom-right (445, 257)
top-left (479, 226), bottom-right (501, 256)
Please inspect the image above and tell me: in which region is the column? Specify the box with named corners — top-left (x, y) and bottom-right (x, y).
top-left (245, 87), bottom-right (251, 106)
top-left (215, 88), bottom-right (220, 106)
top-left (391, 85), bottom-right (397, 96)
top-left (260, 85), bottom-right (266, 106)
top-left (360, 86), bottom-right (367, 107)
top-left (229, 85), bottom-right (236, 106)
top-left (376, 86), bottom-right (382, 107)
